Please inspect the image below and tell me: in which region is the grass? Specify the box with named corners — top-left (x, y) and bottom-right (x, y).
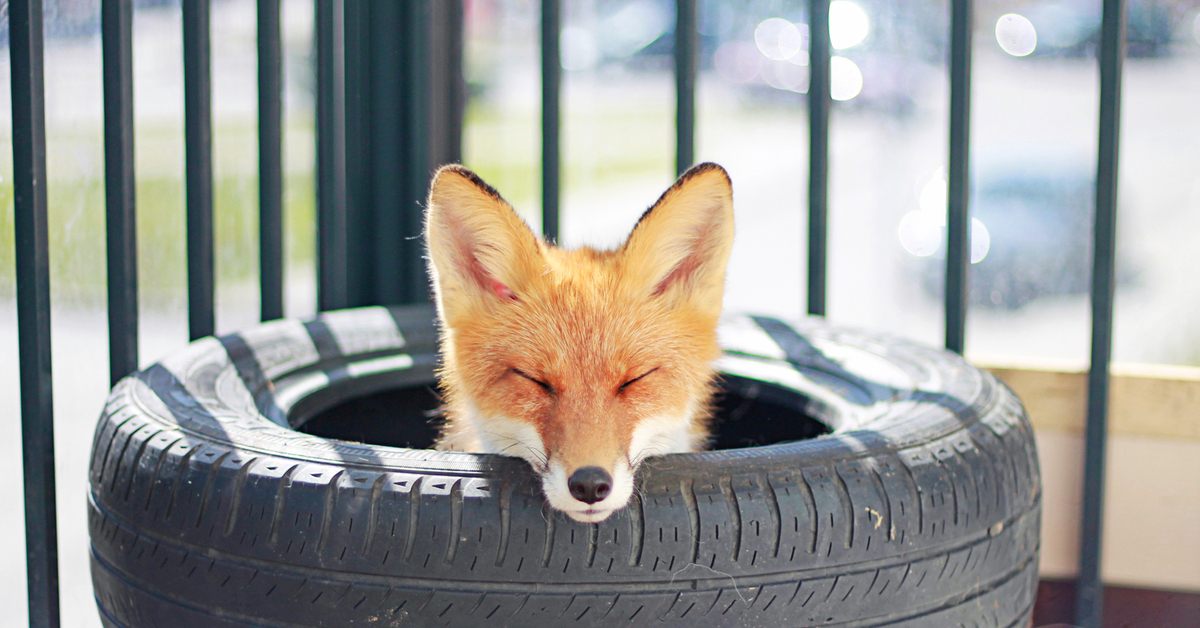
top-left (0, 121), bottom-right (316, 311)
top-left (0, 167), bottom-right (315, 312)
top-left (1, 100), bottom-right (670, 309)
top-left (461, 96), bottom-right (675, 222)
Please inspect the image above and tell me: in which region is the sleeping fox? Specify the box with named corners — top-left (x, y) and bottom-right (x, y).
top-left (424, 163), bottom-right (734, 523)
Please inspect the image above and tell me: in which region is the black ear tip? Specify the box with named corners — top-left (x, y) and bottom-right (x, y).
top-left (682, 162), bottom-right (728, 179)
top-left (431, 163), bottom-right (505, 202)
top-left (688, 162), bottom-right (725, 173)
top-left (432, 163), bottom-right (475, 182)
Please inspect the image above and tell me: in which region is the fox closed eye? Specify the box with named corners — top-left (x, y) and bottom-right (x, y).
top-left (512, 368), bottom-right (555, 395)
top-left (619, 367), bottom-right (660, 393)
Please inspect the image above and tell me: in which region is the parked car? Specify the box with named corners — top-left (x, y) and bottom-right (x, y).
top-left (1024, 0), bottom-right (1179, 58)
top-left (904, 150), bottom-right (1099, 309)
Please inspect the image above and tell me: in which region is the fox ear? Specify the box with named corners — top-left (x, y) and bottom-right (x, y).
top-left (620, 163), bottom-right (734, 317)
top-left (425, 165), bottom-right (544, 321)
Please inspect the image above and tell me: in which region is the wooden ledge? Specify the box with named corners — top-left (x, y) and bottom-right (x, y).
top-left (978, 360), bottom-right (1200, 440)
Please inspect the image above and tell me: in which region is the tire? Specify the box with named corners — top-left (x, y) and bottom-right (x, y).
top-left (88, 304), bottom-right (1040, 628)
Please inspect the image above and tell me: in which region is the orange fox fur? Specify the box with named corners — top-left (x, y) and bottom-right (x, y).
top-left (424, 163), bottom-right (734, 522)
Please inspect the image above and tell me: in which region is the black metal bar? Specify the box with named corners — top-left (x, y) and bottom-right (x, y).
top-left (443, 0), bottom-right (466, 168)
top-left (342, 0), bottom-right (371, 307)
top-left (1076, 0), bottom-right (1126, 626)
top-left (540, 0), bottom-right (561, 242)
top-left (9, 1), bottom-right (61, 625)
top-left (807, 0), bottom-right (830, 317)
top-left (402, 0), bottom-right (433, 304)
top-left (340, 1), bottom-right (460, 308)
top-left (183, 0), bottom-right (215, 339)
top-left (316, 0), bottom-right (348, 311)
top-left (674, 0), bottom-right (697, 176)
top-left (258, 0), bottom-right (284, 321)
top-left (945, 0), bottom-right (973, 355)
top-left (103, 0), bottom-right (138, 384)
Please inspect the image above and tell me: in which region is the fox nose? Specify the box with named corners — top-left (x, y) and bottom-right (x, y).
top-left (568, 467), bottom-right (613, 504)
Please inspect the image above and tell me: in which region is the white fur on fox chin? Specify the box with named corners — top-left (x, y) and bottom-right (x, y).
top-left (459, 402), bottom-right (706, 523)
top-left (460, 404), bottom-right (549, 469)
top-left (627, 400), bottom-right (709, 465)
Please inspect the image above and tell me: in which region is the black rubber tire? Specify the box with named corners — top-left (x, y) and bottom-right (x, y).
top-left (88, 304), bottom-right (1040, 628)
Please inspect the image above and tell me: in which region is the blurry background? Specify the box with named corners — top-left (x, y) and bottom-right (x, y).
top-left (462, 0), bottom-right (1200, 368)
top-left (0, 0), bottom-right (1198, 625)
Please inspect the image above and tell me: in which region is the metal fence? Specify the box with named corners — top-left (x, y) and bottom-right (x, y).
top-left (8, 0), bottom-right (1126, 626)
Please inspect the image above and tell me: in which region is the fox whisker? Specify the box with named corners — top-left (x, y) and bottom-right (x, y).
top-left (631, 435), bottom-right (674, 468)
top-left (488, 435), bottom-right (549, 472)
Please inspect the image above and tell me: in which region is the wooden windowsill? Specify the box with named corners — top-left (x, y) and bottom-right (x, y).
top-left (978, 360), bottom-right (1200, 440)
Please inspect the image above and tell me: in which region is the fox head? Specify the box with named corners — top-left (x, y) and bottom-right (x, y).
top-left (425, 163), bottom-right (734, 523)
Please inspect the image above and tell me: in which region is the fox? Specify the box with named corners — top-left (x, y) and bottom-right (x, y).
top-left (424, 162), bottom-right (734, 523)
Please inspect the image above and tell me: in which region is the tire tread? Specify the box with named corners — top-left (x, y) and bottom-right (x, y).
top-left (88, 307), bottom-right (1039, 627)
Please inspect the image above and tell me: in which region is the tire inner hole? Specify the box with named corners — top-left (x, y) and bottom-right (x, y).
top-left (296, 374), bottom-right (831, 451)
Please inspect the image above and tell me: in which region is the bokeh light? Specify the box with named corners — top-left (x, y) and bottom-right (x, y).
top-left (787, 23), bottom-right (811, 66)
top-left (830, 56), bottom-right (863, 101)
top-left (830, 1), bottom-right (869, 50)
top-left (714, 41), bottom-right (762, 83)
top-left (762, 60), bottom-right (809, 92)
top-left (996, 14), bottom-right (1037, 57)
top-left (899, 211), bottom-right (941, 257)
top-left (755, 18), bottom-right (804, 61)
top-left (898, 213), bottom-right (991, 263)
top-left (971, 218), bottom-right (992, 264)
top-left (918, 175), bottom-right (948, 221)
